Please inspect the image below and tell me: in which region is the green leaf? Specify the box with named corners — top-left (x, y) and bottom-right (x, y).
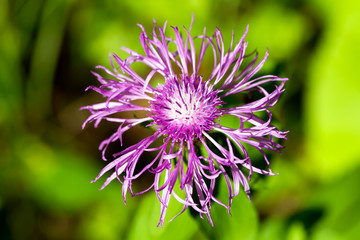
top-left (308, 166), bottom-right (360, 240)
top-left (126, 192), bottom-right (201, 240)
top-left (199, 178), bottom-right (258, 240)
top-left (305, 0), bottom-right (360, 181)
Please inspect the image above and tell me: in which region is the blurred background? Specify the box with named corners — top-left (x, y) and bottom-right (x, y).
top-left (1, 0), bottom-right (360, 239)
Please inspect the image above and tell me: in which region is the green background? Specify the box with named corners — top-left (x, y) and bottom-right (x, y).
top-left (1, 0), bottom-right (360, 239)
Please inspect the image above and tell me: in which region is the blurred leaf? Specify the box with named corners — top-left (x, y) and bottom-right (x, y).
top-left (126, 191), bottom-right (201, 240)
top-left (78, 187), bottom-right (137, 240)
top-left (286, 222), bottom-right (307, 240)
top-left (305, 0), bottom-right (360, 181)
top-left (258, 219), bottom-right (286, 240)
top-left (69, 0), bottom-right (210, 67)
top-left (122, 0), bottom-right (210, 26)
top-left (311, 228), bottom-right (343, 240)
top-left (0, 0), bottom-right (22, 128)
top-left (254, 158), bottom-right (309, 219)
top-left (217, 114), bottom-right (240, 129)
top-left (243, 3), bottom-right (308, 61)
top-left (199, 178), bottom-right (258, 240)
top-left (17, 135), bottom-right (99, 212)
top-left (25, 0), bottom-right (73, 127)
top-left (308, 166), bottom-right (360, 239)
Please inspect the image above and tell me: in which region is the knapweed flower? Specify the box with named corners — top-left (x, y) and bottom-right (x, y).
top-left (82, 16), bottom-right (288, 227)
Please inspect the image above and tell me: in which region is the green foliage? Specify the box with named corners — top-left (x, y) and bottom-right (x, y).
top-left (305, 0), bottom-right (360, 181)
top-left (126, 193), bottom-right (200, 240)
top-left (1, 0), bottom-right (359, 239)
top-left (200, 179), bottom-right (258, 240)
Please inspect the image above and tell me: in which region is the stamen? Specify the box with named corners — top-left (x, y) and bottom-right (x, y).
top-left (149, 75), bottom-right (223, 140)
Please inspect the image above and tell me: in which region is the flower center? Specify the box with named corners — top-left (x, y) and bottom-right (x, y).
top-left (149, 75), bottom-right (223, 140)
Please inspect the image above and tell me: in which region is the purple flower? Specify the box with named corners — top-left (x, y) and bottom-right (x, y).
top-left (82, 16), bottom-right (288, 227)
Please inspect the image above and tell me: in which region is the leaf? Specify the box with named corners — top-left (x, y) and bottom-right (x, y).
top-left (305, 0), bottom-right (360, 181)
top-left (199, 178), bottom-right (258, 240)
top-left (308, 166), bottom-right (360, 240)
top-left (126, 192), bottom-right (201, 240)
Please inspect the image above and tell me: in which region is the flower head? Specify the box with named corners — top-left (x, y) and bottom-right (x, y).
top-left (82, 16), bottom-right (288, 227)
top-left (149, 75), bottom-right (223, 140)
